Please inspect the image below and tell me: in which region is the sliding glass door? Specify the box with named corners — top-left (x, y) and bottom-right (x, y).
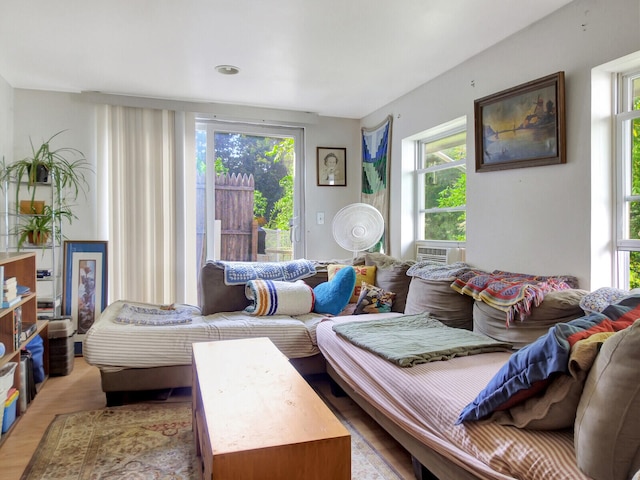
top-left (195, 121), bottom-right (305, 267)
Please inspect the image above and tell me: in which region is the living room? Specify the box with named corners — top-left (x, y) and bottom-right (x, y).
top-left (0, 1), bottom-right (639, 303)
top-left (0, 0), bottom-right (639, 478)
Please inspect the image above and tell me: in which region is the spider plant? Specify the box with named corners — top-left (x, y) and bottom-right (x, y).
top-left (0, 130), bottom-right (92, 212)
top-left (16, 204), bottom-right (75, 250)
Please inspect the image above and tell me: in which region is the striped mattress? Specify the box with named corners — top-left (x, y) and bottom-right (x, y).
top-left (84, 300), bottom-right (325, 372)
top-left (317, 316), bottom-right (589, 480)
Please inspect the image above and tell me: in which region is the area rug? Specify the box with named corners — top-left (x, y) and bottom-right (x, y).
top-left (21, 402), bottom-right (403, 480)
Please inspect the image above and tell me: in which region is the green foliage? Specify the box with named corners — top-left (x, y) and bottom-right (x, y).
top-left (630, 101), bottom-right (640, 288)
top-left (631, 251), bottom-right (640, 289)
top-left (267, 175), bottom-right (293, 230)
top-left (438, 173), bottom-right (466, 208)
top-left (213, 133), bottom-right (292, 225)
top-left (254, 190), bottom-right (267, 218)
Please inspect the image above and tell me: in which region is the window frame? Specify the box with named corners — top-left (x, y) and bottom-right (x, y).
top-left (614, 71), bottom-right (640, 288)
top-left (415, 117), bottom-right (467, 246)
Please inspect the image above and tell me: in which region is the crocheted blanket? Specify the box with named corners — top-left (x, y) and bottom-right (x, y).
top-left (114, 303), bottom-right (197, 326)
top-left (451, 270), bottom-right (579, 324)
top-left (217, 259), bottom-right (316, 285)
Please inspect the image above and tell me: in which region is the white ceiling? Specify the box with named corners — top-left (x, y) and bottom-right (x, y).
top-left (0, 0), bottom-right (573, 119)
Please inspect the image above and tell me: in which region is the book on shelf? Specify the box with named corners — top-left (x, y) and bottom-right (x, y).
top-left (36, 269), bottom-right (52, 279)
top-left (17, 285), bottom-right (30, 296)
top-left (13, 306), bottom-right (22, 350)
top-left (2, 296), bottom-right (21, 309)
top-left (3, 276), bottom-right (18, 303)
top-left (19, 322), bottom-right (37, 343)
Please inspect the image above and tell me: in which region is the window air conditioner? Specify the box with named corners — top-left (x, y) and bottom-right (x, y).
top-left (415, 245), bottom-right (466, 264)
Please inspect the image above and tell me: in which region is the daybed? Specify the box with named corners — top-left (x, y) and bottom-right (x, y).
top-left (318, 273), bottom-right (640, 480)
top-left (84, 255), bottom-right (409, 404)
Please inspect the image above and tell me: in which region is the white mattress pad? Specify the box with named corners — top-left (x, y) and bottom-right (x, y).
top-left (84, 300), bottom-right (326, 371)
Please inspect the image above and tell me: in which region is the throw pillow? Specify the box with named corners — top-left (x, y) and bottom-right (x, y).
top-left (456, 298), bottom-right (640, 424)
top-left (313, 266), bottom-right (357, 316)
top-left (574, 319), bottom-right (640, 480)
top-left (328, 264), bottom-right (376, 303)
top-left (491, 331), bottom-right (613, 430)
top-left (364, 253), bottom-right (414, 313)
top-left (354, 282), bottom-right (396, 315)
top-left (244, 279), bottom-right (315, 316)
top-left (579, 287), bottom-right (629, 313)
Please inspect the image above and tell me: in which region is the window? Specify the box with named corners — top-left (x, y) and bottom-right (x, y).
top-left (615, 72), bottom-right (640, 288)
top-left (416, 118), bottom-right (467, 243)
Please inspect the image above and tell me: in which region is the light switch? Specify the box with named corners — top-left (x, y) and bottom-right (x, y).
top-left (317, 212), bottom-right (325, 225)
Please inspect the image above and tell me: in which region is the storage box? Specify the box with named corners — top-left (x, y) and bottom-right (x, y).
top-left (2, 388), bottom-right (19, 433)
top-left (48, 317), bottom-right (75, 376)
top-left (0, 362), bottom-right (17, 399)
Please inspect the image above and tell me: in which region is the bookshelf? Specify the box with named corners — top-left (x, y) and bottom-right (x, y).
top-left (0, 252), bottom-right (48, 445)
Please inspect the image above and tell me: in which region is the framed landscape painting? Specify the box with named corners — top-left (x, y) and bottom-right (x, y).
top-left (475, 71), bottom-right (566, 172)
top-left (63, 240), bottom-right (108, 341)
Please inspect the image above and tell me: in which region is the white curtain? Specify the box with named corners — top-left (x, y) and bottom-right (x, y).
top-left (98, 106), bottom-right (176, 304)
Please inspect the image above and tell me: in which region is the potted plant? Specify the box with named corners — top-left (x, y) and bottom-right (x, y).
top-left (0, 131), bottom-right (92, 250)
top-left (0, 130), bottom-right (92, 211)
top-left (16, 204), bottom-right (75, 249)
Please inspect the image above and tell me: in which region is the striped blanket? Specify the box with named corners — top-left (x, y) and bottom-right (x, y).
top-left (451, 270), bottom-right (579, 324)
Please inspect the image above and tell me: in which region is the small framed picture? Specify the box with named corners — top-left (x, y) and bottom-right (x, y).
top-left (317, 147), bottom-right (347, 186)
top-left (62, 240), bottom-right (108, 339)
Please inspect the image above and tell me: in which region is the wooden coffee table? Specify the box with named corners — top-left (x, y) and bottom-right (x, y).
top-left (192, 337), bottom-right (350, 479)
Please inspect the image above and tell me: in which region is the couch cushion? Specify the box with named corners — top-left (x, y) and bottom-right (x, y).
top-left (404, 277), bottom-right (473, 329)
top-left (199, 261), bottom-right (250, 315)
top-left (574, 319), bottom-right (640, 480)
top-left (314, 266), bottom-right (356, 316)
top-left (473, 289), bottom-right (588, 349)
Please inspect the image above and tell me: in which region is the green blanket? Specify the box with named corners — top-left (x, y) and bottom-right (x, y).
top-left (332, 313), bottom-right (513, 367)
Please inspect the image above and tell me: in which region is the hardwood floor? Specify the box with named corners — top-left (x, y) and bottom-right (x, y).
top-left (0, 357), bottom-right (415, 480)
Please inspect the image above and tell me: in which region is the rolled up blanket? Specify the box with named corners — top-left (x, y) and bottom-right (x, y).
top-left (244, 279), bottom-right (315, 316)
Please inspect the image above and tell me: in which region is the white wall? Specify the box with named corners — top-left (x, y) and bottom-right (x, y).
top-left (12, 90), bottom-right (99, 242)
top-left (0, 74), bottom-right (13, 168)
top-left (10, 90), bottom-right (362, 266)
top-left (362, 0), bottom-right (640, 290)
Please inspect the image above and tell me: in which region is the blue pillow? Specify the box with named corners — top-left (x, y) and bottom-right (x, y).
top-left (313, 266), bottom-right (356, 315)
top-left (456, 298), bottom-right (640, 424)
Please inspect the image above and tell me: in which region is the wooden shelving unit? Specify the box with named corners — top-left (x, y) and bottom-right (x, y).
top-left (0, 251), bottom-right (48, 445)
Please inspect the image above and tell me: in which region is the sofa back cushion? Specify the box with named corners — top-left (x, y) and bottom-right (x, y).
top-left (198, 261), bottom-right (249, 315)
top-left (404, 277), bottom-right (473, 329)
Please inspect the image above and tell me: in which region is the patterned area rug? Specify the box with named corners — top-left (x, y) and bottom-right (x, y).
top-left (21, 401), bottom-right (403, 480)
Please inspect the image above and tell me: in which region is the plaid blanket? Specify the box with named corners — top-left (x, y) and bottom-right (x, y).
top-left (451, 270), bottom-right (579, 324)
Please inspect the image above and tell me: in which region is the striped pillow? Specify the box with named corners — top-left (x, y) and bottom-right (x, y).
top-left (244, 279), bottom-right (315, 316)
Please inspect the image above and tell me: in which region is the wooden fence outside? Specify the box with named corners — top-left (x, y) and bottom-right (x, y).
top-left (215, 172), bottom-right (257, 261)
